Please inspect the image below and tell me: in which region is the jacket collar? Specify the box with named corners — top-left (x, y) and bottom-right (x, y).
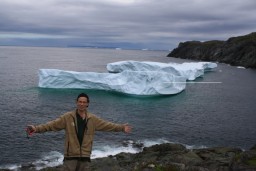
top-left (72, 109), bottom-right (92, 119)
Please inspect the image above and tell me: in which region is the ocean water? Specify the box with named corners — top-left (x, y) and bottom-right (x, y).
top-left (0, 46), bottom-right (256, 170)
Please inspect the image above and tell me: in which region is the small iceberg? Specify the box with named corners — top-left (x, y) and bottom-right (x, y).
top-left (107, 61), bottom-right (217, 81)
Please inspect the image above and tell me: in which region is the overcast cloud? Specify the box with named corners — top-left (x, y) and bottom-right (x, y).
top-left (0, 0), bottom-right (256, 50)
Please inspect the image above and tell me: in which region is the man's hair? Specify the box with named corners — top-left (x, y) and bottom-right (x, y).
top-left (76, 93), bottom-right (90, 103)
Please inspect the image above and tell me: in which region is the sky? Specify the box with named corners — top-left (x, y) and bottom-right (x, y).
top-left (0, 0), bottom-right (256, 50)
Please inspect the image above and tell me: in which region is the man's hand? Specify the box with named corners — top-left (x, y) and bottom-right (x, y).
top-left (123, 123), bottom-right (132, 133)
top-left (26, 125), bottom-right (36, 138)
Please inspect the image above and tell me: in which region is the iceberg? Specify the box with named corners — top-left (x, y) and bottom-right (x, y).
top-left (107, 61), bottom-right (217, 81)
top-left (38, 69), bottom-right (186, 95)
top-left (38, 61), bottom-right (217, 96)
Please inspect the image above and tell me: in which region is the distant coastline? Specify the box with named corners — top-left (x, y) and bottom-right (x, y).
top-left (0, 45), bottom-right (167, 51)
top-left (167, 32), bottom-right (256, 69)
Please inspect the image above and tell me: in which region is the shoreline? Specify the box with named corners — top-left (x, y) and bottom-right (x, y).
top-left (1, 143), bottom-right (256, 171)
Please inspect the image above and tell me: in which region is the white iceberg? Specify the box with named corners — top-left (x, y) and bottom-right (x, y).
top-left (38, 69), bottom-right (186, 95)
top-left (38, 61), bottom-right (217, 96)
top-left (107, 61), bottom-right (217, 80)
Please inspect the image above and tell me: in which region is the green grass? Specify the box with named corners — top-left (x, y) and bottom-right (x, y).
top-left (246, 157), bottom-right (256, 167)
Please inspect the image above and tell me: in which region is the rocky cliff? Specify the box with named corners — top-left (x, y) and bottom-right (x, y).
top-left (88, 143), bottom-right (256, 171)
top-left (4, 143), bottom-right (255, 171)
top-left (167, 32), bottom-right (256, 68)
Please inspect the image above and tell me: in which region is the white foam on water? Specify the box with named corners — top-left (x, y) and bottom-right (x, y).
top-left (91, 138), bottom-right (171, 159)
top-left (0, 164), bottom-right (21, 171)
top-left (140, 138), bottom-right (170, 147)
top-left (33, 151), bottom-right (63, 170)
top-left (237, 66), bottom-right (246, 69)
top-left (91, 145), bottom-right (139, 159)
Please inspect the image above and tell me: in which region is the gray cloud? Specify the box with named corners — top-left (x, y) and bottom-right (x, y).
top-left (0, 0), bottom-right (256, 50)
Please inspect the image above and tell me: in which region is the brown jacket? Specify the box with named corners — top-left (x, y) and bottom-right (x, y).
top-left (35, 110), bottom-right (125, 157)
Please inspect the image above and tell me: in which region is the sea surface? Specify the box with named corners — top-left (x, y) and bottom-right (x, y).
top-left (0, 46), bottom-right (255, 170)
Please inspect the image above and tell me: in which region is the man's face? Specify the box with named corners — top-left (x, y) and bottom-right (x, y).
top-left (76, 97), bottom-right (88, 111)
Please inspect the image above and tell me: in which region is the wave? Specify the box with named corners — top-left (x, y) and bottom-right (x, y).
top-left (0, 151), bottom-right (63, 171)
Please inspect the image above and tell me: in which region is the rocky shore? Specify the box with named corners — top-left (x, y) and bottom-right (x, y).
top-left (167, 32), bottom-right (256, 69)
top-left (2, 143), bottom-right (256, 171)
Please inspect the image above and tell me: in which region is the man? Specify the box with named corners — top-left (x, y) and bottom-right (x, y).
top-left (27, 93), bottom-right (132, 171)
